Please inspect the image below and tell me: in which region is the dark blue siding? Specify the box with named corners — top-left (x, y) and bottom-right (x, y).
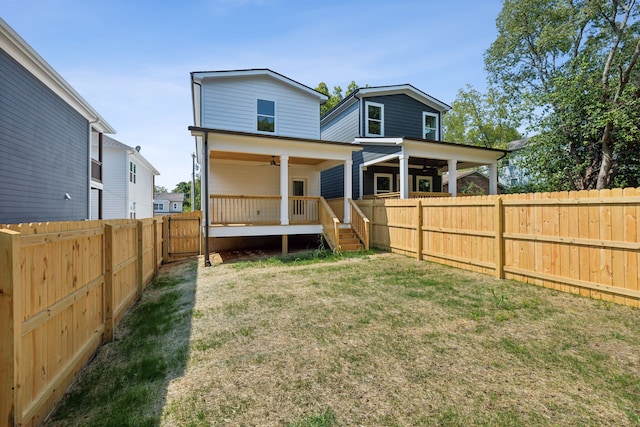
top-left (363, 94), bottom-right (439, 139)
top-left (320, 164), bottom-right (344, 200)
top-left (0, 47), bottom-right (90, 223)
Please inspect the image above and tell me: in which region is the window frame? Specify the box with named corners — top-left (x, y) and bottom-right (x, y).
top-left (129, 161), bottom-right (137, 183)
top-left (374, 173), bottom-right (393, 194)
top-left (416, 175), bottom-right (433, 193)
top-left (423, 111), bottom-right (439, 140)
top-left (365, 101), bottom-right (384, 137)
top-left (256, 98), bottom-right (276, 134)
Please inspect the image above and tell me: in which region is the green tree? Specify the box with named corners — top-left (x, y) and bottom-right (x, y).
top-left (316, 81), bottom-right (360, 115)
top-left (485, 0), bottom-right (640, 190)
top-left (154, 185), bottom-right (168, 194)
top-left (173, 177), bottom-right (201, 212)
top-left (443, 84), bottom-right (522, 148)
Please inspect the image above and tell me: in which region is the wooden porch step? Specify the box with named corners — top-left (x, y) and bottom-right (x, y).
top-left (338, 228), bottom-right (364, 252)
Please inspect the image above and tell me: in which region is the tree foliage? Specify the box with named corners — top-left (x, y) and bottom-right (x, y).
top-left (485, 0), bottom-right (640, 190)
top-left (443, 84), bottom-right (522, 148)
top-left (316, 81), bottom-right (360, 115)
top-left (173, 177), bottom-right (201, 212)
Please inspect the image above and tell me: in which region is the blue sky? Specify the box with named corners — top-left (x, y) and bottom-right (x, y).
top-left (1, 0), bottom-right (504, 189)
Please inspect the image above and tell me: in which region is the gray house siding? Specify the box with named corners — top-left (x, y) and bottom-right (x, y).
top-left (320, 164), bottom-right (344, 200)
top-left (320, 101), bottom-right (359, 142)
top-left (0, 47), bottom-right (89, 223)
top-left (364, 94), bottom-right (440, 139)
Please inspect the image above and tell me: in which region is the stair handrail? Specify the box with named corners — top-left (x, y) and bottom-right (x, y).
top-left (348, 199), bottom-right (370, 250)
top-left (319, 197), bottom-right (341, 251)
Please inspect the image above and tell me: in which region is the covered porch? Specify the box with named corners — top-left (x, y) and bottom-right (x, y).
top-left (189, 127), bottom-right (368, 254)
top-left (356, 137), bottom-right (509, 199)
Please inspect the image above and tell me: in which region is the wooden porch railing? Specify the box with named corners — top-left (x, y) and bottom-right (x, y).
top-left (349, 199), bottom-right (370, 250)
top-left (210, 195), bottom-right (281, 225)
top-left (319, 197), bottom-right (340, 251)
top-left (289, 197), bottom-right (320, 224)
top-left (326, 198), bottom-right (345, 222)
top-left (363, 191), bottom-right (451, 199)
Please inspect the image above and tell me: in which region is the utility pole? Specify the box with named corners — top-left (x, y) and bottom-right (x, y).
top-left (191, 153), bottom-right (196, 211)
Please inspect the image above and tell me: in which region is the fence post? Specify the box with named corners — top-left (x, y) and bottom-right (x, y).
top-left (137, 220), bottom-right (143, 297)
top-left (0, 229), bottom-right (21, 427)
top-left (495, 197), bottom-right (505, 279)
top-left (103, 223), bottom-right (115, 343)
top-left (416, 199), bottom-right (423, 260)
top-left (153, 219), bottom-right (159, 276)
top-left (162, 216), bottom-right (169, 262)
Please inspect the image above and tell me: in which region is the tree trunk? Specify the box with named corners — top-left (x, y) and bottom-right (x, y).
top-left (596, 123), bottom-right (614, 189)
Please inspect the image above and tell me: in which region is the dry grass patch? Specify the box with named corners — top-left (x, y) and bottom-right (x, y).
top-left (162, 252), bottom-right (640, 426)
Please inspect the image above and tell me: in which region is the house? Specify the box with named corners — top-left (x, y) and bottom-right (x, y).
top-left (0, 18), bottom-right (115, 224)
top-left (442, 170), bottom-right (506, 195)
top-left (320, 85), bottom-right (508, 199)
top-left (91, 136), bottom-right (160, 219)
top-left (189, 69), bottom-right (365, 257)
top-left (154, 192), bottom-right (185, 215)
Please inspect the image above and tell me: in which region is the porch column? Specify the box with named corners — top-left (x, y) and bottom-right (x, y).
top-left (488, 162), bottom-right (498, 195)
top-left (399, 153), bottom-right (409, 199)
top-left (344, 159), bottom-right (353, 223)
top-left (280, 155), bottom-right (289, 225)
top-left (447, 159), bottom-right (458, 197)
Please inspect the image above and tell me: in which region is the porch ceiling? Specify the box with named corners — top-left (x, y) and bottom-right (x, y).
top-left (209, 151), bottom-right (325, 166)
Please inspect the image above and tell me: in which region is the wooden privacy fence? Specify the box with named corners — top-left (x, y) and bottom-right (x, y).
top-left (357, 188), bottom-right (640, 308)
top-left (0, 212), bottom-right (200, 427)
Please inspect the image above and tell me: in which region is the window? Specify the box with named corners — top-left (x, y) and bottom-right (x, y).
top-left (365, 102), bottom-right (384, 136)
top-left (374, 173), bottom-right (393, 194)
top-left (291, 178), bottom-right (306, 216)
top-left (257, 99), bottom-right (275, 133)
top-left (129, 161), bottom-right (137, 183)
top-left (173, 203), bottom-right (179, 211)
top-left (423, 112), bottom-right (439, 140)
top-left (154, 203), bottom-right (163, 211)
top-left (416, 176), bottom-right (433, 193)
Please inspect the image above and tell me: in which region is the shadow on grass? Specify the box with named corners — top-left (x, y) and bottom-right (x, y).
top-left (44, 258), bottom-right (199, 426)
top-left (228, 248), bottom-right (377, 269)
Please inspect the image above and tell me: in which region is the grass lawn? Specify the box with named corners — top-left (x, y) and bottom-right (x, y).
top-left (46, 251), bottom-right (640, 426)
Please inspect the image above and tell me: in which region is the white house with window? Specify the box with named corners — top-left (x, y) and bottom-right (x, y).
top-left (189, 68), bottom-right (364, 256)
top-left (90, 135), bottom-right (160, 219)
top-left (153, 192), bottom-right (184, 215)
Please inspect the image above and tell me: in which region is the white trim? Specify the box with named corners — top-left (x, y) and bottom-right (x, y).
top-left (208, 224), bottom-right (323, 237)
top-left (362, 153), bottom-right (401, 167)
top-left (290, 177), bottom-right (307, 196)
top-left (416, 175), bottom-right (433, 192)
top-left (256, 98), bottom-right (277, 134)
top-left (365, 101), bottom-right (384, 137)
top-left (356, 85), bottom-right (451, 112)
top-left (374, 173), bottom-right (393, 194)
top-left (423, 111), bottom-right (439, 140)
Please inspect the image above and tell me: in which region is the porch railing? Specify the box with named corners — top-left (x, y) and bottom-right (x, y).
top-left (319, 197), bottom-right (340, 251)
top-left (363, 191), bottom-right (451, 199)
top-left (349, 199), bottom-right (370, 250)
top-left (326, 198), bottom-right (345, 222)
top-left (210, 195), bottom-right (281, 225)
top-left (289, 197), bottom-right (320, 224)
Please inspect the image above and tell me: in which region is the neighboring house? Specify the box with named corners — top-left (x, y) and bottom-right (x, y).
top-left (0, 18), bottom-right (115, 224)
top-left (442, 170), bottom-right (506, 195)
top-left (189, 69), bottom-right (363, 255)
top-left (501, 137), bottom-right (531, 188)
top-left (320, 85), bottom-right (508, 199)
top-left (91, 136), bottom-right (160, 219)
top-left (154, 193), bottom-right (184, 215)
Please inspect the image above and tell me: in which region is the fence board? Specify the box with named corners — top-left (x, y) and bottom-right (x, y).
top-left (357, 189), bottom-right (640, 308)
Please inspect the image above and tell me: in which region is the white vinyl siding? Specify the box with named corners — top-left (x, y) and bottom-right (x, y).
top-left (201, 75), bottom-right (321, 139)
top-left (320, 102), bottom-right (359, 142)
top-left (102, 149), bottom-right (128, 219)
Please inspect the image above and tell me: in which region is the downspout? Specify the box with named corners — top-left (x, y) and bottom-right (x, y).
top-left (203, 131), bottom-right (211, 267)
top-left (126, 148), bottom-right (136, 218)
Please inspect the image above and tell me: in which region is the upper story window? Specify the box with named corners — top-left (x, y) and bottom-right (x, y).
top-left (257, 99), bottom-right (275, 133)
top-left (423, 112), bottom-right (439, 140)
top-left (129, 161), bottom-right (137, 183)
top-left (365, 101), bottom-right (384, 137)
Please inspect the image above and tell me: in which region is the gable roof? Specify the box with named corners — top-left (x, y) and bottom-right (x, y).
top-left (321, 84), bottom-right (451, 124)
top-left (190, 68), bottom-right (328, 103)
top-left (154, 193), bottom-right (184, 203)
top-left (100, 135), bottom-right (160, 175)
top-left (0, 17), bottom-right (115, 134)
